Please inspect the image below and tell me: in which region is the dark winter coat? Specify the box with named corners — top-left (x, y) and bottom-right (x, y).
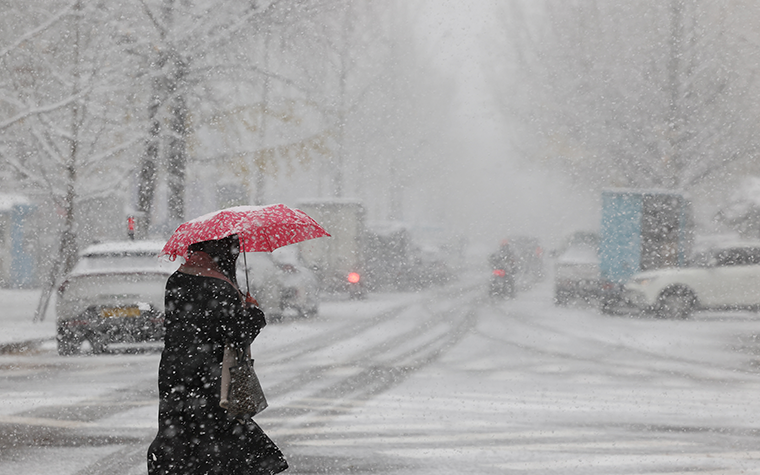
top-left (147, 268), bottom-right (287, 475)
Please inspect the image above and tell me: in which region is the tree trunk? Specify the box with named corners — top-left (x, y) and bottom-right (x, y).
top-left (35, 0), bottom-right (82, 321)
top-left (167, 52), bottom-right (188, 222)
top-left (136, 79), bottom-right (162, 237)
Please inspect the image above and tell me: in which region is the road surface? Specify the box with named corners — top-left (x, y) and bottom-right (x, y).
top-left (2, 275), bottom-right (760, 474)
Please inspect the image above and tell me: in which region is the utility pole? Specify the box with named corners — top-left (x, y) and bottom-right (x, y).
top-left (666, 0), bottom-right (684, 189)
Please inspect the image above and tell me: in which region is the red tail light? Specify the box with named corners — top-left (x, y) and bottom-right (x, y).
top-left (492, 269), bottom-right (506, 277)
top-left (347, 272), bottom-right (361, 284)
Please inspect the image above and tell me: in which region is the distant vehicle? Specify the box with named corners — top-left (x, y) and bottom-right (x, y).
top-left (413, 243), bottom-right (452, 288)
top-left (599, 189), bottom-right (693, 313)
top-left (56, 240), bottom-right (178, 355)
top-left (297, 199), bottom-right (366, 298)
top-left (488, 242), bottom-right (517, 298)
top-left (554, 231), bottom-right (601, 305)
top-left (363, 222), bottom-right (409, 291)
top-left (238, 247), bottom-right (319, 320)
top-left (624, 241), bottom-right (760, 319)
top-left (506, 235), bottom-right (544, 288)
top-left (364, 222), bottom-right (453, 292)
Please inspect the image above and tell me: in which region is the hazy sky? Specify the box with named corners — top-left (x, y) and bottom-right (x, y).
top-left (417, 1), bottom-right (599, 251)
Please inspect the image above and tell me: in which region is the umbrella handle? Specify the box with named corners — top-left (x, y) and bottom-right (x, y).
top-left (240, 235), bottom-right (251, 298)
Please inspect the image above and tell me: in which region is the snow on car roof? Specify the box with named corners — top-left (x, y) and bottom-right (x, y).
top-left (367, 220), bottom-right (410, 234)
top-left (557, 246), bottom-right (600, 265)
top-left (70, 240), bottom-right (179, 277)
top-left (80, 240), bottom-right (167, 256)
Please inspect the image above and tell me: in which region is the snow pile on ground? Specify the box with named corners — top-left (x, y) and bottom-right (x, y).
top-left (0, 289), bottom-right (56, 347)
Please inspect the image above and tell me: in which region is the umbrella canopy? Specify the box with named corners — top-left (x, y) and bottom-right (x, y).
top-left (160, 204), bottom-right (330, 260)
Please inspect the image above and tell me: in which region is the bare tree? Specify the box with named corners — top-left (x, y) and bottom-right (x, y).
top-left (134, 0), bottom-right (342, 226)
top-left (0, 1), bottom-right (145, 318)
top-left (491, 0), bottom-right (760, 193)
top-left (286, 0), bottom-right (455, 219)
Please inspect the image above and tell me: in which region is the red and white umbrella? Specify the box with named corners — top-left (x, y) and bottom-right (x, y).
top-left (160, 204), bottom-right (330, 260)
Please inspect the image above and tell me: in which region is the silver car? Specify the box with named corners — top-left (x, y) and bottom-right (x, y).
top-left (554, 232), bottom-right (601, 305)
top-left (237, 247), bottom-right (319, 321)
top-left (56, 240), bottom-right (178, 355)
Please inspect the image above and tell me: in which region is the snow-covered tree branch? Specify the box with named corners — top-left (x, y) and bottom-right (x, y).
top-left (489, 0), bottom-right (760, 195)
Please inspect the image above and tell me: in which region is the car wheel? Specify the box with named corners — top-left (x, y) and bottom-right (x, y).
top-left (600, 295), bottom-right (619, 315)
top-left (507, 282), bottom-right (516, 299)
top-left (57, 335), bottom-right (81, 356)
top-left (88, 334), bottom-right (108, 354)
top-left (656, 288), bottom-right (695, 319)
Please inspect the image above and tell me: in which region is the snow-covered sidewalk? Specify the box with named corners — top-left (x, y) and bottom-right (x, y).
top-left (0, 289), bottom-right (56, 350)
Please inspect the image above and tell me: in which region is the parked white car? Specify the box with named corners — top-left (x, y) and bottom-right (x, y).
top-left (623, 241), bottom-right (760, 318)
top-left (56, 240), bottom-right (178, 355)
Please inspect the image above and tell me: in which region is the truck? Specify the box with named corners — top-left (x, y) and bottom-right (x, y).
top-left (296, 199), bottom-right (366, 297)
top-left (599, 189), bottom-right (693, 313)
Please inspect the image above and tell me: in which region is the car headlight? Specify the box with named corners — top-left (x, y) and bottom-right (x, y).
top-left (631, 277), bottom-right (652, 286)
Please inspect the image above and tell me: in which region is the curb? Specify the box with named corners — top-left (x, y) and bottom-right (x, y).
top-left (0, 337), bottom-right (54, 355)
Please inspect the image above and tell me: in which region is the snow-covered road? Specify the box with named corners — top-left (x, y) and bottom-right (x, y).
top-left (2, 276), bottom-right (760, 474)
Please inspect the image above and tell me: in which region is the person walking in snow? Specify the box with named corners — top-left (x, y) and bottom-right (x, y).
top-left (147, 234), bottom-right (287, 475)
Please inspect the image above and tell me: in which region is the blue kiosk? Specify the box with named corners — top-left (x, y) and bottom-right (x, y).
top-left (0, 194), bottom-right (37, 288)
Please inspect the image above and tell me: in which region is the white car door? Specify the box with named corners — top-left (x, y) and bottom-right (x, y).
top-left (696, 265), bottom-right (736, 307)
top-left (705, 248), bottom-right (760, 308)
top-left (718, 265), bottom-right (757, 307)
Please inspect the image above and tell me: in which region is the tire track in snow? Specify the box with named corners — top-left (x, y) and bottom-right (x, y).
top-left (0, 279), bottom-right (482, 474)
top-left (258, 285), bottom-right (482, 430)
top-left (485, 301), bottom-right (756, 385)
